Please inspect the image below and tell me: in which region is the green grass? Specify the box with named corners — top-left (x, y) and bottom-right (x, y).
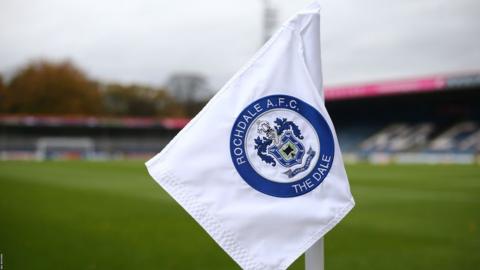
top-left (0, 161), bottom-right (479, 269)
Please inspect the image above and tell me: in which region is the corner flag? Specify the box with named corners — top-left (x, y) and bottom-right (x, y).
top-left (146, 2), bottom-right (354, 269)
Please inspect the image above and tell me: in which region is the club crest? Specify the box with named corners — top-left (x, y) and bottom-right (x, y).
top-left (230, 95), bottom-right (335, 198)
top-left (254, 118), bottom-right (316, 178)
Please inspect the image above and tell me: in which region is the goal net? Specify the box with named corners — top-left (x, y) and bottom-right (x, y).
top-left (36, 137), bottom-right (95, 160)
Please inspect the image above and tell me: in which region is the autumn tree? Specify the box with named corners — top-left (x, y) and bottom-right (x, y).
top-left (3, 60), bottom-right (102, 115)
top-left (0, 74), bottom-right (5, 112)
top-left (152, 88), bottom-right (188, 117)
top-left (102, 84), bottom-right (185, 117)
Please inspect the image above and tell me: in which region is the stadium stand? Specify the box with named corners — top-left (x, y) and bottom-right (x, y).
top-left (429, 122), bottom-right (479, 153)
top-left (0, 116), bottom-right (187, 160)
top-left (326, 73), bottom-right (480, 163)
top-left (1, 73), bottom-right (479, 163)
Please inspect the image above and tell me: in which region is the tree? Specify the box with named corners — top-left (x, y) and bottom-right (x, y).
top-left (152, 88), bottom-right (187, 117)
top-left (166, 73), bottom-right (211, 117)
top-left (3, 60), bottom-right (102, 115)
top-left (102, 83), bottom-right (185, 117)
top-left (0, 74), bottom-right (5, 112)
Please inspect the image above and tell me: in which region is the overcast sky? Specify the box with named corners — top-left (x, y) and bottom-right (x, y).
top-left (1, 0), bottom-right (479, 90)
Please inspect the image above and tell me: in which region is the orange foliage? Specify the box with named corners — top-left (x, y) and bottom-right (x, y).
top-left (3, 60), bottom-right (103, 115)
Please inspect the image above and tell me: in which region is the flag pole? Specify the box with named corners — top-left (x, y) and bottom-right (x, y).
top-left (305, 237), bottom-right (324, 270)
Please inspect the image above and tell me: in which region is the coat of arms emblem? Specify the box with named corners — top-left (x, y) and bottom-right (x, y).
top-left (254, 118), bottom-right (316, 178)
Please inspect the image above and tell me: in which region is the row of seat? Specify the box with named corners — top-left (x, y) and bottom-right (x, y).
top-left (338, 121), bottom-right (480, 153)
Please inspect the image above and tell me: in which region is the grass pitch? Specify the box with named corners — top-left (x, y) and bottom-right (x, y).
top-left (0, 161), bottom-right (479, 269)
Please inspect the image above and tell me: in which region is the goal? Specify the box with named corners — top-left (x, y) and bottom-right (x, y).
top-left (36, 137), bottom-right (95, 160)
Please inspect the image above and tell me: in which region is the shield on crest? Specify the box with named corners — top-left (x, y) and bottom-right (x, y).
top-left (268, 130), bottom-right (305, 167)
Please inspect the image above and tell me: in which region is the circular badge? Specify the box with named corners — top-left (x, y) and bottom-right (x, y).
top-left (230, 95), bottom-right (335, 197)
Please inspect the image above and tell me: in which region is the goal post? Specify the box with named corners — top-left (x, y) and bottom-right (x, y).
top-left (36, 137), bottom-right (95, 160)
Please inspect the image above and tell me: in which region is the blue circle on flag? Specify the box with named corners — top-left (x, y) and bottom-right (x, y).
top-left (230, 95), bottom-right (335, 198)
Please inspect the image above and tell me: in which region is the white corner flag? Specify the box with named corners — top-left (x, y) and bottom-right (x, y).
top-left (146, 2), bottom-right (354, 269)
